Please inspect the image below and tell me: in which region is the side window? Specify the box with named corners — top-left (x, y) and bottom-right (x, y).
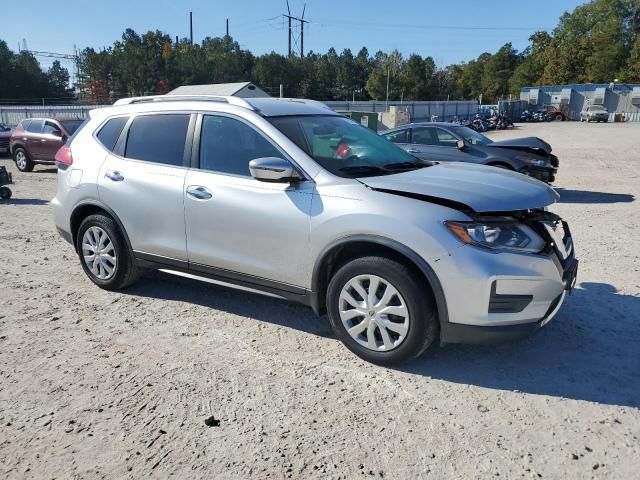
top-left (383, 129), bottom-right (410, 144)
top-left (26, 120), bottom-right (44, 134)
top-left (412, 127), bottom-right (438, 146)
top-left (19, 120), bottom-right (32, 131)
top-left (42, 121), bottom-right (62, 136)
top-left (200, 115), bottom-right (281, 176)
top-left (96, 116), bottom-right (129, 152)
top-left (435, 128), bottom-right (458, 147)
top-left (124, 114), bottom-right (190, 166)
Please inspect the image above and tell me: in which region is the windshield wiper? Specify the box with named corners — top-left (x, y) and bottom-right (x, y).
top-left (383, 161), bottom-right (427, 171)
top-left (338, 165), bottom-right (388, 176)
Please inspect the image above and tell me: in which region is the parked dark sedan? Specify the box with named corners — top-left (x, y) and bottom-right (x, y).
top-left (0, 123), bottom-right (12, 156)
top-left (380, 122), bottom-right (559, 183)
top-left (9, 117), bottom-right (84, 172)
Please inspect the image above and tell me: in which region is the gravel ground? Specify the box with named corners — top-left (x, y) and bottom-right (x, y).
top-left (0, 122), bottom-right (639, 479)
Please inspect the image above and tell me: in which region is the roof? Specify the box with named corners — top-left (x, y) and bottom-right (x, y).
top-left (168, 82), bottom-right (268, 97)
top-left (108, 95), bottom-right (337, 117)
top-left (247, 98), bottom-right (335, 116)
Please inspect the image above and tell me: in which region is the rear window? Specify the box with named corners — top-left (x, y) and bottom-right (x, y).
top-left (18, 120), bottom-right (32, 130)
top-left (124, 114), bottom-right (190, 166)
top-left (96, 116), bottom-right (128, 151)
top-left (60, 119), bottom-right (85, 135)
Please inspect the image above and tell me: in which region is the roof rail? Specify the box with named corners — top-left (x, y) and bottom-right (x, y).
top-left (112, 94), bottom-right (257, 111)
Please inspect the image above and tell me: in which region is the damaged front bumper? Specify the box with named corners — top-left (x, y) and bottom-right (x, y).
top-left (435, 210), bottom-right (577, 344)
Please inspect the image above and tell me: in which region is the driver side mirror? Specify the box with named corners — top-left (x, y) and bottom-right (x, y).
top-left (456, 140), bottom-right (465, 150)
top-left (249, 157), bottom-right (302, 183)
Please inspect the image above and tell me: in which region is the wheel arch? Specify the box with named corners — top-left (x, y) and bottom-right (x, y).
top-left (486, 160), bottom-right (515, 170)
top-left (310, 235), bottom-right (449, 328)
top-left (70, 201), bottom-right (133, 254)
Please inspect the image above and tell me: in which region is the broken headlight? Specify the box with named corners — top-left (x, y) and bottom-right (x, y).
top-left (445, 221), bottom-right (545, 253)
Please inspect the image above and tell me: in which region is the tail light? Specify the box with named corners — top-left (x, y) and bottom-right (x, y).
top-left (336, 143), bottom-right (351, 158)
top-left (55, 145), bottom-right (73, 169)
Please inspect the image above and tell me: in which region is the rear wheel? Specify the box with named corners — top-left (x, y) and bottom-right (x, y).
top-left (326, 256), bottom-right (438, 365)
top-left (77, 214), bottom-right (139, 290)
top-left (555, 114), bottom-right (563, 121)
top-left (0, 186), bottom-right (11, 199)
top-left (13, 148), bottom-right (33, 172)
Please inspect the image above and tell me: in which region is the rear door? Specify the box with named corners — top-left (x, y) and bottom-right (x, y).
top-left (25, 119), bottom-right (45, 159)
top-left (184, 113), bottom-right (313, 288)
top-left (98, 113), bottom-right (194, 262)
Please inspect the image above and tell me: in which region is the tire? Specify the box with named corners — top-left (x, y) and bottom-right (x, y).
top-left (0, 186), bottom-right (11, 199)
top-left (76, 214), bottom-right (139, 290)
top-left (326, 256), bottom-right (438, 366)
top-left (555, 114), bottom-right (563, 121)
top-left (13, 147), bottom-right (34, 172)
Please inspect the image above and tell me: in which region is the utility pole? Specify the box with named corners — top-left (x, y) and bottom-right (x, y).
top-left (300, 4), bottom-right (308, 57)
top-left (189, 12), bottom-right (193, 45)
top-left (385, 63), bottom-right (390, 110)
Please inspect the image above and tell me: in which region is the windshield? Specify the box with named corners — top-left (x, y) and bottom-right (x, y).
top-left (0, 124), bottom-right (10, 132)
top-left (449, 126), bottom-right (493, 146)
top-left (590, 105), bottom-right (606, 111)
top-left (268, 115), bottom-right (427, 178)
top-left (60, 119), bottom-right (84, 135)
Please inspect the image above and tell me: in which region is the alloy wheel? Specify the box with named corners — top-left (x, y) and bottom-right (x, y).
top-left (15, 151), bottom-right (27, 170)
top-left (338, 274), bottom-right (410, 351)
top-left (81, 226), bottom-right (117, 280)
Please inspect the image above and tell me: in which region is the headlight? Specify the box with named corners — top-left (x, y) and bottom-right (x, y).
top-left (445, 221), bottom-right (546, 253)
top-left (516, 156), bottom-right (546, 167)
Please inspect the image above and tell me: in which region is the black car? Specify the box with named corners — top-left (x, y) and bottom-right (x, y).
top-left (0, 123), bottom-right (12, 156)
top-left (381, 122), bottom-right (559, 183)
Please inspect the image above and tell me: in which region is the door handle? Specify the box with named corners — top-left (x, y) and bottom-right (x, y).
top-left (186, 185), bottom-right (212, 200)
top-left (407, 149), bottom-right (421, 153)
top-left (105, 170), bottom-right (124, 182)
top-left (40, 139), bottom-right (47, 142)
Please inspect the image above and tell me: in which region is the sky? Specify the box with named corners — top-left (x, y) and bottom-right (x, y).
top-left (3, 0), bottom-right (587, 73)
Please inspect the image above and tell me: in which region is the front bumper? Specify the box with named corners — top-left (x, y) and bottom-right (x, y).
top-left (520, 165), bottom-right (557, 183)
top-left (434, 215), bottom-right (577, 344)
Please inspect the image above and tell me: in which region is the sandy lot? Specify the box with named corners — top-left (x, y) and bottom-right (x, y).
top-left (0, 121), bottom-right (639, 479)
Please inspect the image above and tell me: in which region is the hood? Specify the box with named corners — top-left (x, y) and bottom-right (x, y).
top-left (487, 136), bottom-right (552, 155)
top-left (359, 162), bottom-right (559, 213)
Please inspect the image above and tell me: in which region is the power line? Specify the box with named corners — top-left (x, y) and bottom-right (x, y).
top-left (313, 19), bottom-right (552, 32)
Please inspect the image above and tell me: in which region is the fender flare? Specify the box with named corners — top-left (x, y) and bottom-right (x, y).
top-left (69, 199), bottom-right (134, 254)
top-left (310, 234), bottom-right (449, 328)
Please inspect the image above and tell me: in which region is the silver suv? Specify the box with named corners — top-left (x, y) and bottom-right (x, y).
top-left (52, 95), bottom-right (578, 365)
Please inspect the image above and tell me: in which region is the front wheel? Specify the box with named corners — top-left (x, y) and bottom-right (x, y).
top-left (0, 186), bottom-right (11, 199)
top-left (77, 214), bottom-right (139, 290)
top-left (326, 256), bottom-right (438, 365)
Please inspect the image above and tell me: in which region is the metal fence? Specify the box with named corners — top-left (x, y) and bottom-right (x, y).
top-left (0, 100), bottom-right (480, 127)
top-left (0, 105), bottom-right (104, 127)
top-left (325, 100), bottom-right (479, 123)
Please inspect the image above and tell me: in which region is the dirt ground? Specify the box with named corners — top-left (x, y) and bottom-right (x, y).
top-left (0, 121), bottom-right (639, 479)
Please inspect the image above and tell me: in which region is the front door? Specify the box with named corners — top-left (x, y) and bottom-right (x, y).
top-left (40, 120), bottom-right (66, 160)
top-left (410, 126), bottom-right (470, 163)
top-left (184, 114), bottom-right (313, 288)
top-left (98, 113), bottom-right (194, 262)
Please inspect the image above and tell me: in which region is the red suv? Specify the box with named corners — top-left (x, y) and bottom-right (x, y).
top-left (10, 118), bottom-right (84, 172)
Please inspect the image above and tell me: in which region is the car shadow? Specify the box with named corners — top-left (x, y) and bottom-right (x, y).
top-left (122, 270), bottom-right (335, 338)
top-left (556, 188), bottom-right (634, 204)
top-left (400, 282), bottom-right (640, 408)
top-left (124, 273), bottom-right (639, 408)
top-left (0, 198), bottom-right (49, 205)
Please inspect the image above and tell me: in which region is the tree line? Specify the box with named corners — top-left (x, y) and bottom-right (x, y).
top-left (1, 0), bottom-right (639, 105)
